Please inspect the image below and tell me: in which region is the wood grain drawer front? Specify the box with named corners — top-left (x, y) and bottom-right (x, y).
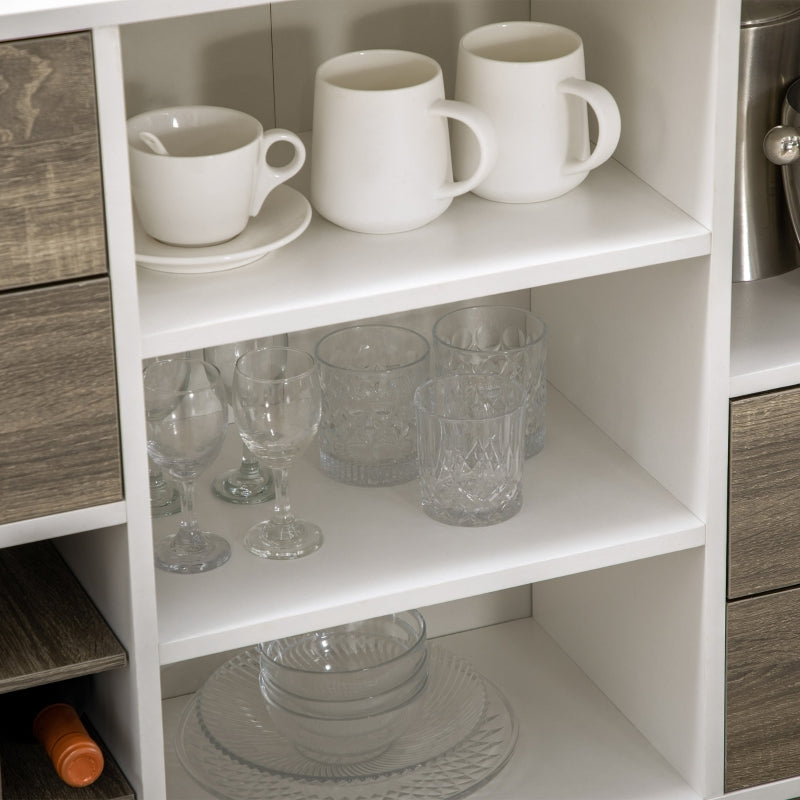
top-left (726, 587), bottom-right (800, 792)
top-left (729, 386), bottom-right (800, 599)
top-left (0, 279), bottom-right (122, 525)
top-left (0, 31), bottom-right (107, 292)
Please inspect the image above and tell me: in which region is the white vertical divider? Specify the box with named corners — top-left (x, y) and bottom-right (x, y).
top-left (70, 24), bottom-right (166, 798)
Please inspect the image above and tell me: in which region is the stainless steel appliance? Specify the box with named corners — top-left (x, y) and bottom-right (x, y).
top-left (734, 1), bottom-right (800, 281)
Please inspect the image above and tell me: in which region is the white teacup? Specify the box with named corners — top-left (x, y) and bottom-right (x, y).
top-left (311, 49), bottom-right (497, 234)
top-left (127, 106), bottom-right (306, 246)
top-left (453, 21), bottom-right (621, 203)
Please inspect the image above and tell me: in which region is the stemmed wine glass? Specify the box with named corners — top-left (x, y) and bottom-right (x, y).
top-left (149, 462), bottom-right (181, 517)
top-left (144, 357), bottom-right (231, 574)
top-left (143, 355), bottom-right (186, 518)
top-left (232, 346), bottom-right (323, 560)
top-left (203, 335), bottom-right (288, 504)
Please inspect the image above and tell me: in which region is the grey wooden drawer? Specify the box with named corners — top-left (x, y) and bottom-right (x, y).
top-left (0, 31), bottom-right (106, 291)
top-left (726, 587), bottom-right (800, 792)
top-left (0, 279), bottom-right (122, 525)
top-left (728, 386), bottom-right (800, 599)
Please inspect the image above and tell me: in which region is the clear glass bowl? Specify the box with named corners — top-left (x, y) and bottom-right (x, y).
top-left (179, 643), bottom-right (519, 797)
top-left (259, 610), bottom-right (427, 700)
top-left (261, 667), bottom-right (429, 764)
top-left (259, 647), bottom-right (429, 719)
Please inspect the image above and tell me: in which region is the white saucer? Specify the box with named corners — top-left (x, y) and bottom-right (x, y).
top-left (135, 185), bottom-right (312, 274)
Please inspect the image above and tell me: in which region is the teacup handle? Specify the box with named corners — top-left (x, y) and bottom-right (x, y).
top-left (559, 77), bottom-right (621, 175)
top-left (429, 99), bottom-right (497, 199)
top-left (251, 129), bottom-right (307, 216)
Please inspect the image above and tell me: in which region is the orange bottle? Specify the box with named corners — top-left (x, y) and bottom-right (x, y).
top-left (1, 676), bottom-right (104, 787)
top-left (32, 701), bottom-right (104, 787)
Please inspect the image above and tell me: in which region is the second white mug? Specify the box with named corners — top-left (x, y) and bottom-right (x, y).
top-left (311, 49), bottom-right (497, 234)
top-left (453, 21), bottom-right (621, 203)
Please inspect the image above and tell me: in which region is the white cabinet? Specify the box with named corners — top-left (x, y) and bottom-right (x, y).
top-left (0, 0), bottom-right (747, 798)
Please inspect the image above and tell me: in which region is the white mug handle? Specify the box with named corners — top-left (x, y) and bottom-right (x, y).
top-left (559, 77), bottom-right (621, 175)
top-left (250, 129), bottom-right (307, 216)
top-left (429, 99), bottom-right (497, 199)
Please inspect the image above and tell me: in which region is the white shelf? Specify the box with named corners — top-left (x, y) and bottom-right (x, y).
top-left (1, 0), bottom-right (280, 39)
top-left (730, 269), bottom-right (800, 397)
top-left (0, 501), bottom-right (127, 548)
top-left (138, 158), bottom-right (710, 359)
top-left (153, 386), bottom-right (703, 665)
top-left (163, 617), bottom-right (701, 800)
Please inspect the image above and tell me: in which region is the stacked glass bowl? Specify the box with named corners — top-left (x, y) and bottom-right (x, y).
top-left (258, 610), bottom-right (429, 764)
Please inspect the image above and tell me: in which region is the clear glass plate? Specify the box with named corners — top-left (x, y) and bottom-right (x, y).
top-left (176, 644), bottom-right (518, 800)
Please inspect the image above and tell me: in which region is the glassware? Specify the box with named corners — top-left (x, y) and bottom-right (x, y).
top-left (143, 355), bottom-right (184, 517)
top-left (259, 610), bottom-right (427, 700)
top-left (414, 374), bottom-right (526, 527)
top-left (232, 347), bottom-right (322, 559)
top-left (315, 325), bottom-right (430, 486)
top-left (432, 305), bottom-right (546, 458)
top-left (203, 335), bottom-right (288, 504)
top-left (177, 644), bottom-right (518, 796)
top-left (148, 461), bottom-right (180, 518)
top-left (143, 358), bottom-right (230, 573)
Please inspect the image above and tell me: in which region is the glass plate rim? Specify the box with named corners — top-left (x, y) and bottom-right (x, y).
top-left (175, 644), bottom-right (518, 800)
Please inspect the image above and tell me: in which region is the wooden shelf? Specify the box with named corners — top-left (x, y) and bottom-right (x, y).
top-left (163, 618), bottom-right (700, 800)
top-left (0, 716), bottom-right (134, 800)
top-left (153, 386), bottom-right (704, 665)
top-left (0, 541), bottom-right (127, 694)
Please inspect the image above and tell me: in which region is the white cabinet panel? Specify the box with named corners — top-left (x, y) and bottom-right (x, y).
top-left (271, 0), bottom-right (530, 131)
top-left (121, 6), bottom-right (274, 125)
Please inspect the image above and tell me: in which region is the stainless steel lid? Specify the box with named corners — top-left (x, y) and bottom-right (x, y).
top-left (742, 0), bottom-right (800, 26)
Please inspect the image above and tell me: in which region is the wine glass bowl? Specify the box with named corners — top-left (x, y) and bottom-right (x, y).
top-left (144, 358), bottom-right (231, 573)
top-left (203, 335), bottom-right (288, 505)
top-left (232, 347), bottom-right (322, 560)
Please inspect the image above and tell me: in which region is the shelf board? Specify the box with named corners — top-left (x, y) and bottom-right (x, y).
top-left (162, 617), bottom-right (700, 800)
top-left (0, 503), bottom-right (126, 550)
top-left (153, 386), bottom-right (704, 665)
top-left (0, 715), bottom-right (134, 800)
top-left (0, 541), bottom-right (128, 694)
top-left (138, 158), bottom-right (710, 359)
top-left (1, 0), bottom-right (283, 40)
top-left (730, 268), bottom-right (800, 397)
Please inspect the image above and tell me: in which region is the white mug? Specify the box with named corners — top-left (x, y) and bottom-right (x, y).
top-left (311, 49), bottom-right (497, 234)
top-left (453, 21), bottom-right (621, 203)
top-left (127, 106), bottom-right (306, 246)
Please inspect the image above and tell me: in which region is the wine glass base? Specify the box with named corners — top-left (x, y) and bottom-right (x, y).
top-left (151, 486), bottom-right (181, 518)
top-left (155, 532), bottom-right (232, 574)
top-left (243, 521), bottom-right (323, 560)
top-left (211, 467), bottom-right (274, 505)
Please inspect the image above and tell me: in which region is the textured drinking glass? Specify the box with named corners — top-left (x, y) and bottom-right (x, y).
top-left (315, 325), bottom-right (430, 486)
top-left (414, 374), bottom-right (526, 526)
top-left (203, 335), bottom-right (289, 505)
top-left (233, 347), bottom-right (322, 559)
top-left (433, 305), bottom-right (546, 458)
top-left (144, 358), bottom-right (231, 573)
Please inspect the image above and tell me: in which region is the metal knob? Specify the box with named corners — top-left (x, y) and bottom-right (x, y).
top-left (764, 124), bottom-right (800, 164)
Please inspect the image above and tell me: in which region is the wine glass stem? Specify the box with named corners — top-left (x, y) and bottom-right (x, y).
top-left (176, 478), bottom-right (204, 545)
top-left (240, 445), bottom-right (261, 476)
top-left (270, 466), bottom-right (295, 536)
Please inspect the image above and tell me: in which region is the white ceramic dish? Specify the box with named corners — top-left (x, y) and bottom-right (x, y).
top-left (135, 185), bottom-right (311, 274)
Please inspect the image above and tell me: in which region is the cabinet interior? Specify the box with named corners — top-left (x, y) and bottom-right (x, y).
top-left (0, 0), bottom-right (742, 797)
